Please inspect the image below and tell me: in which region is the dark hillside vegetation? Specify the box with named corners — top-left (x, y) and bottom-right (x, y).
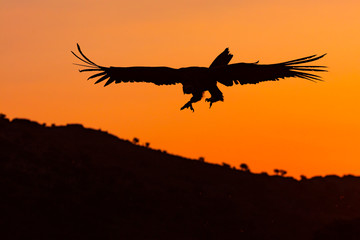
top-left (1, 114), bottom-right (360, 240)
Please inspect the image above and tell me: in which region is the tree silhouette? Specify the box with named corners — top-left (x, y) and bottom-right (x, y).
top-left (279, 170), bottom-right (287, 177)
top-left (198, 157), bottom-right (205, 162)
top-left (240, 163), bottom-right (250, 172)
top-left (132, 137), bottom-right (139, 145)
top-left (145, 142), bottom-right (150, 148)
top-left (300, 175), bottom-right (307, 181)
top-left (274, 169), bottom-right (287, 176)
top-left (0, 113), bottom-right (9, 123)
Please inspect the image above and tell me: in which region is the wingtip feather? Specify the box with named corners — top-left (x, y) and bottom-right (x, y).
top-left (104, 78), bottom-right (115, 87)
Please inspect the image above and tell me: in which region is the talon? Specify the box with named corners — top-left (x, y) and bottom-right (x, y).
top-left (180, 102), bottom-right (195, 112)
top-left (206, 97), bottom-right (214, 108)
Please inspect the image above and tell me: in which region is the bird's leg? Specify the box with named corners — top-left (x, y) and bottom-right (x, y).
top-left (205, 85), bottom-right (224, 108)
top-left (180, 92), bottom-right (203, 112)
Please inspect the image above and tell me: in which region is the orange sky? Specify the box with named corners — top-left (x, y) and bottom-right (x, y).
top-left (1, 0), bottom-right (360, 178)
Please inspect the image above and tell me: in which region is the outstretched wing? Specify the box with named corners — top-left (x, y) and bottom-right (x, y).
top-left (209, 48), bottom-right (233, 68)
top-left (213, 54), bottom-right (327, 86)
top-left (72, 44), bottom-right (182, 87)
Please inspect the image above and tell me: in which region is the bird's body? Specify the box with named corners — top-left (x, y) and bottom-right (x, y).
top-left (72, 44), bottom-right (326, 111)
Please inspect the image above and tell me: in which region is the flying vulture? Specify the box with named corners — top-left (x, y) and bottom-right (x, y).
top-left (72, 44), bottom-right (326, 111)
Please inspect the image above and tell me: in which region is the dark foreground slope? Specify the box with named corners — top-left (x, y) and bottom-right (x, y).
top-left (1, 114), bottom-right (360, 240)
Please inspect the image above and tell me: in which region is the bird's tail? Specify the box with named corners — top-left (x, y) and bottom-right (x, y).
top-left (280, 54), bottom-right (327, 82)
top-left (71, 44), bottom-right (115, 86)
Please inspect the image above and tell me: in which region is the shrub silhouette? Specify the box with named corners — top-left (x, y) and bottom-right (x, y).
top-left (222, 162), bottom-right (230, 168)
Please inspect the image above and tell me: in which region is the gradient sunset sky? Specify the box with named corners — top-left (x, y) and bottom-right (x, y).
top-left (1, 0), bottom-right (359, 178)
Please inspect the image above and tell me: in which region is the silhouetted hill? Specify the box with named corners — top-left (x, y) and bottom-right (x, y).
top-left (1, 114), bottom-right (360, 240)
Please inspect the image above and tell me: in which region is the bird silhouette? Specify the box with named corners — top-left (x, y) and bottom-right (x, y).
top-left (72, 44), bottom-right (326, 111)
